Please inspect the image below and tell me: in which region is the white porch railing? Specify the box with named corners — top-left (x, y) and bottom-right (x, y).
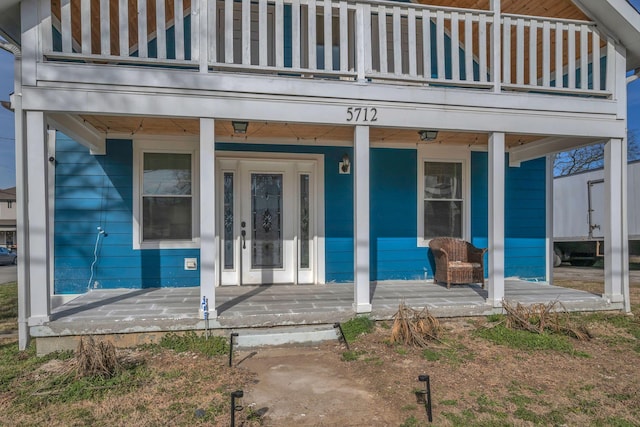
top-left (39, 0), bottom-right (614, 96)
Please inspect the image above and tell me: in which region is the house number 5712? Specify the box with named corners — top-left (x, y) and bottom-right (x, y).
top-left (346, 107), bottom-right (378, 123)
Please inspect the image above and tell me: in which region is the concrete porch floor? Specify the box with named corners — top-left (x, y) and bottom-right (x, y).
top-left (32, 280), bottom-right (618, 339)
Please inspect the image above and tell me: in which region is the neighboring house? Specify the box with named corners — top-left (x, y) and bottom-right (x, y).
top-left (0, 187), bottom-right (16, 249)
top-left (0, 0), bottom-right (638, 349)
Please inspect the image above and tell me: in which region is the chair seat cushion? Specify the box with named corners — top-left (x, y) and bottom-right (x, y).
top-left (448, 261), bottom-right (482, 270)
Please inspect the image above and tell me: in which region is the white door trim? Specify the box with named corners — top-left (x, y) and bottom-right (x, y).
top-left (215, 151), bottom-right (325, 286)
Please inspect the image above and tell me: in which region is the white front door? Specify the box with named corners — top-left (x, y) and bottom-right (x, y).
top-left (218, 156), bottom-right (318, 285)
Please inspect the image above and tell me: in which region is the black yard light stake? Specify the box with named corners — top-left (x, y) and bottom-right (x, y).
top-left (418, 374), bottom-right (433, 422)
top-left (333, 322), bottom-right (350, 350)
top-left (230, 390), bottom-right (243, 427)
top-left (229, 332), bottom-right (239, 367)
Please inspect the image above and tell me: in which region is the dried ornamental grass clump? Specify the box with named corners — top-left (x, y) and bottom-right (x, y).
top-left (391, 302), bottom-right (441, 348)
top-left (501, 300), bottom-right (592, 341)
top-left (75, 336), bottom-right (120, 378)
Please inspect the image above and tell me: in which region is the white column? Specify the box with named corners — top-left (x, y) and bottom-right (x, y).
top-left (200, 118), bottom-right (217, 318)
top-left (488, 132), bottom-right (505, 307)
top-left (13, 55), bottom-right (30, 349)
top-left (25, 111), bottom-right (50, 325)
top-left (353, 125), bottom-right (372, 313)
top-left (604, 138), bottom-right (628, 310)
top-left (545, 154), bottom-right (554, 284)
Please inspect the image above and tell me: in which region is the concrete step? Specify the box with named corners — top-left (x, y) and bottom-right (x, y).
top-left (232, 324), bottom-right (341, 348)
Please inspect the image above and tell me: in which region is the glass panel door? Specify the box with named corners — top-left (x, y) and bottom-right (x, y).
top-left (217, 157), bottom-right (317, 286)
top-left (251, 173), bottom-right (283, 269)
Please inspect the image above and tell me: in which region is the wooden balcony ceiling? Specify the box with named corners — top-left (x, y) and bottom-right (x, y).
top-left (420, 0), bottom-right (587, 20)
top-left (81, 115), bottom-right (538, 148)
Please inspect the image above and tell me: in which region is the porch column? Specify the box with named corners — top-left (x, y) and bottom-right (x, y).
top-left (25, 111), bottom-right (50, 325)
top-left (487, 132), bottom-right (505, 307)
top-left (603, 138), bottom-right (629, 311)
top-left (200, 118), bottom-right (217, 318)
top-left (13, 54), bottom-right (30, 349)
top-left (353, 125), bottom-right (372, 313)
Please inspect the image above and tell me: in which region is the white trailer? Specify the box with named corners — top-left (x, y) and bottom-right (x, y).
top-left (553, 161), bottom-right (640, 266)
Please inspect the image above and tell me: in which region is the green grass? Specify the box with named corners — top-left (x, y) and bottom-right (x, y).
top-left (0, 282), bottom-right (18, 330)
top-left (421, 342), bottom-right (474, 365)
top-left (340, 316), bottom-right (375, 343)
top-left (474, 324), bottom-right (586, 355)
top-left (341, 350), bottom-right (366, 362)
top-left (399, 415), bottom-right (425, 427)
top-left (159, 332), bottom-right (229, 357)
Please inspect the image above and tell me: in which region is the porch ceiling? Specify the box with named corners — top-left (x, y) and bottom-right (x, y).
top-left (81, 114), bottom-right (540, 148)
top-left (417, 0), bottom-right (588, 20)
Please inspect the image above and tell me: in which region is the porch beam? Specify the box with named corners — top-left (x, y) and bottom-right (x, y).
top-left (47, 114), bottom-right (106, 155)
top-left (25, 111), bottom-right (51, 326)
top-left (200, 118), bottom-right (217, 319)
top-left (33, 63), bottom-right (622, 117)
top-left (509, 136), bottom-right (602, 167)
top-left (353, 125), bottom-right (372, 314)
top-left (488, 132), bottom-right (505, 307)
top-left (603, 138), bottom-right (629, 311)
top-left (21, 88), bottom-right (627, 141)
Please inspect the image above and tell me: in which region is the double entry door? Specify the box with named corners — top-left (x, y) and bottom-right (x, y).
top-left (218, 157), bottom-right (318, 285)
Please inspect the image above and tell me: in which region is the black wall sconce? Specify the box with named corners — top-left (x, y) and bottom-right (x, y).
top-left (339, 153), bottom-right (351, 174)
top-left (418, 130), bottom-right (439, 141)
top-left (232, 121), bottom-right (249, 134)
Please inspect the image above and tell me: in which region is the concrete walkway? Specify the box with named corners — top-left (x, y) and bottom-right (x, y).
top-left (33, 280), bottom-right (615, 338)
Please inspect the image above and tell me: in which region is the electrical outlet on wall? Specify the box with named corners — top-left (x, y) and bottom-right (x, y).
top-left (184, 258), bottom-right (198, 270)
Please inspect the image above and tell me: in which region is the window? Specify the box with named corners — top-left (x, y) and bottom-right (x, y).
top-left (423, 161), bottom-right (463, 239)
top-left (417, 146), bottom-right (470, 246)
top-left (133, 139), bottom-right (199, 249)
top-left (142, 153), bottom-right (192, 240)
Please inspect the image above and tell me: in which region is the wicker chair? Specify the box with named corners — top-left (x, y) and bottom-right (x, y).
top-left (428, 237), bottom-right (487, 289)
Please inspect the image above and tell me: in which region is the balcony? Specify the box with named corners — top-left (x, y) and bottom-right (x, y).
top-left (39, 0), bottom-right (614, 97)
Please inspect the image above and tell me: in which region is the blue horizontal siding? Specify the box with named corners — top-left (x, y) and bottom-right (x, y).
top-left (53, 135), bottom-right (547, 293)
top-left (471, 153), bottom-right (547, 280)
top-left (371, 148), bottom-right (430, 281)
top-left (54, 135), bottom-right (199, 294)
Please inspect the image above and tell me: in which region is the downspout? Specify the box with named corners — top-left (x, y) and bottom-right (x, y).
top-left (626, 67), bottom-right (640, 84)
top-left (1, 40), bottom-right (29, 350)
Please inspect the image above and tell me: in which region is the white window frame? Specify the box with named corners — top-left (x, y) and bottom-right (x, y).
top-left (417, 144), bottom-right (471, 247)
top-left (133, 137), bottom-right (200, 250)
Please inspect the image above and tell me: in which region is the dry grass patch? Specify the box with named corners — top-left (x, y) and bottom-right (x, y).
top-left (391, 302), bottom-right (441, 347)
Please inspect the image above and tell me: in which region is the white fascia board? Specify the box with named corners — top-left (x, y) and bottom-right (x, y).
top-left (23, 87), bottom-right (628, 140)
top-left (47, 113), bottom-right (107, 155)
top-left (35, 63), bottom-right (619, 117)
top-left (573, 0), bottom-right (640, 70)
top-left (508, 136), bottom-right (603, 166)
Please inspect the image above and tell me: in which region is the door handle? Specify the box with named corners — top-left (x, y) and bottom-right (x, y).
top-left (241, 229), bottom-right (246, 249)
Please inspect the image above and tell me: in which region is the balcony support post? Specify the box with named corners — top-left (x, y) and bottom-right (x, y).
top-left (488, 132), bottom-right (505, 307)
top-left (200, 118), bottom-right (218, 318)
top-left (604, 138), bottom-right (629, 311)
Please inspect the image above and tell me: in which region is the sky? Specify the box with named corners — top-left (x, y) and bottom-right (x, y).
top-left (0, 2), bottom-right (640, 190)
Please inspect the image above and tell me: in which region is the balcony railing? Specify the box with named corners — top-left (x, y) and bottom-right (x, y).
top-left (39, 0), bottom-right (614, 96)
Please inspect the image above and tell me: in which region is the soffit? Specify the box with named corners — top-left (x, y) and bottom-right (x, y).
top-left (416, 0), bottom-right (588, 19)
top-left (81, 115), bottom-right (538, 149)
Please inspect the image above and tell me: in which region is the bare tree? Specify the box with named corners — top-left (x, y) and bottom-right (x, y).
top-left (553, 130), bottom-right (640, 176)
